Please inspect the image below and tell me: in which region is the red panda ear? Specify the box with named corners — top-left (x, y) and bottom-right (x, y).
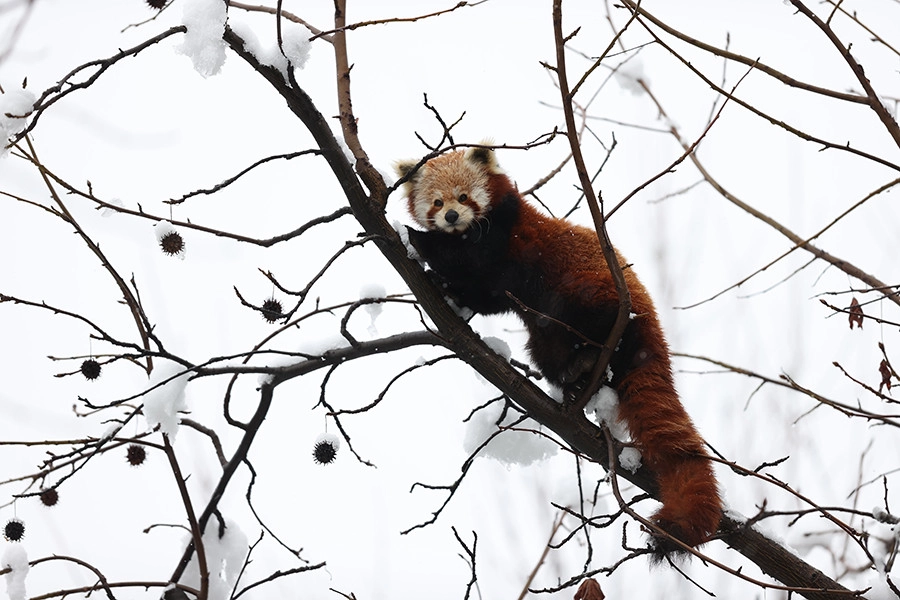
top-left (393, 160), bottom-right (420, 181)
top-left (465, 145), bottom-right (499, 172)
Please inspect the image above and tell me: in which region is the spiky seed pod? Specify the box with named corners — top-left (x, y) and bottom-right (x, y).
top-left (154, 221), bottom-right (186, 259)
top-left (146, 0), bottom-right (166, 8)
top-left (312, 440), bottom-right (337, 464)
top-left (80, 359), bottom-right (102, 380)
top-left (159, 231), bottom-right (185, 256)
top-left (3, 518), bottom-right (24, 542)
top-left (312, 432), bottom-right (340, 465)
top-left (260, 298), bottom-right (284, 323)
top-left (39, 488), bottom-right (59, 507)
top-left (126, 444), bottom-right (147, 466)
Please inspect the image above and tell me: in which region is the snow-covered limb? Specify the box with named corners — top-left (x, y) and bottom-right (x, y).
top-left (228, 19), bottom-right (311, 81)
top-left (182, 517), bottom-right (249, 600)
top-left (2, 544), bottom-right (28, 600)
top-left (143, 363), bottom-right (190, 441)
top-left (873, 506), bottom-right (900, 525)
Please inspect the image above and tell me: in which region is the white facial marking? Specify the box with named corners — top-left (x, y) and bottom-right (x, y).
top-left (407, 151), bottom-right (494, 234)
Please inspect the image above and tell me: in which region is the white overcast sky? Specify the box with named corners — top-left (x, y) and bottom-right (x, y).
top-left (2, 1), bottom-right (900, 598)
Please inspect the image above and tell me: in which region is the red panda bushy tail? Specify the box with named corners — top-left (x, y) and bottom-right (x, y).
top-left (652, 453), bottom-right (721, 557)
top-left (613, 323), bottom-right (722, 557)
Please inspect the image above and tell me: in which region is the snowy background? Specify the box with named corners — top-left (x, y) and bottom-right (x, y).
top-left (1, 0), bottom-right (899, 598)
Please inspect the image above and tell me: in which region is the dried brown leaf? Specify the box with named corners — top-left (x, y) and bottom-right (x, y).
top-left (574, 578), bottom-right (605, 600)
top-left (848, 297), bottom-right (864, 330)
top-left (879, 359), bottom-right (892, 393)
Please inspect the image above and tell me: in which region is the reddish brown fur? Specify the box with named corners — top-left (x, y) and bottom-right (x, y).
top-left (398, 149), bottom-right (722, 554)
top-left (495, 175), bottom-right (720, 549)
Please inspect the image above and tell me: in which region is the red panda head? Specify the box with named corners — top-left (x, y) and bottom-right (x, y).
top-left (394, 146), bottom-right (502, 234)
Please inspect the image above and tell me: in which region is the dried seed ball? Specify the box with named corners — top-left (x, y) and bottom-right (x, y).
top-left (312, 440), bottom-right (337, 464)
top-left (260, 298), bottom-right (284, 323)
top-left (3, 518), bottom-right (24, 542)
top-left (154, 221), bottom-right (186, 259)
top-left (159, 231), bottom-right (185, 256)
top-left (312, 432), bottom-right (340, 465)
top-left (80, 359), bottom-right (102, 380)
top-left (146, 0), bottom-right (165, 8)
top-left (126, 444), bottom-right (147, 466)
top-left (39, 488), bottom-right (59, 507)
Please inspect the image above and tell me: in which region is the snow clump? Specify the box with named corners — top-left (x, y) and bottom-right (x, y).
top-left (182, 518), bottom-right (248, 600)
top-left (360, 283), bottom-right (387, 335)
top-left (463, 400), bottom-right (558, 466)
top-left (177, 0), bottom-right (228, 77)
top-left (2, 543), bottom-right (29, 600)
top-left (143, 363), bottom-right (190, 441)
top-left (0, 88), bottom-right (35, 158)
top-left (228, 19), bottom-right (311, 80)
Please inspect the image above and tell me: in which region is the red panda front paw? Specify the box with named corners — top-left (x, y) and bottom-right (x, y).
top-left (557, 347), bottom-right (605, 403)
top-left (559, 346), bottom-right (604, 402)
top-left (560, 346), bottom-right (601, 384)
top-left (562, 381), bottom-right (585, 404)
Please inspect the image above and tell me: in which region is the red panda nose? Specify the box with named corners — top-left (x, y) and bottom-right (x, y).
top-left (445, 209), bottom-right (459, 224)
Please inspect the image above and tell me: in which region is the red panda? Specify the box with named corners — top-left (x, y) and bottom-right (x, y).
top-left (395, 146), bottom-right (722, 557)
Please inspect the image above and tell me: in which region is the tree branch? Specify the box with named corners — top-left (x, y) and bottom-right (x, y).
top-left (552, 0), bottom-right (632, 409)
top-left (789, 0), bottom-right (900, 149)
top-left (219, 17), bottom-right (864, 600)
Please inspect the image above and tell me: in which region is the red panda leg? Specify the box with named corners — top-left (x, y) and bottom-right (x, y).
top-left (522, 313), bottom-right (608, 402)
top-left (516, 287), bottom-right (721, 555)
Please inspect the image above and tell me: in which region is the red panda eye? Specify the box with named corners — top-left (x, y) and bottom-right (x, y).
top-left (434, 199), bottom-right (443, 207)
top-left (459, 193), bottom-right (468, 202)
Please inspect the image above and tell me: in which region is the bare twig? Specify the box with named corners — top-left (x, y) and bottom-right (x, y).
top-left (517, 512), bottom-right (566, 599)
top-left (228, 1), bottom-right (331, 42)
top-left (452, 527), bottom-right (479, 600)
top-left (331, 0), bottom-right (388, 201)
top-left (162, 435), bottom-right (208, 599)
top-left (621, 3), bottom-right (900, 173)
top-left (619, 0), bottom-right (870, 105)
top-left (16, 26), bottom-right (186, 140)
top-left (552, 0), bottom-right (632, 409)
top-left (618, 75), bottom-right (900, 310)
top-left (17, 137), bottom-right (156, 373)
top-left (312, 1), bottom-right (478, 41)
top-left (789, 0), bottom-right (900, 148)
